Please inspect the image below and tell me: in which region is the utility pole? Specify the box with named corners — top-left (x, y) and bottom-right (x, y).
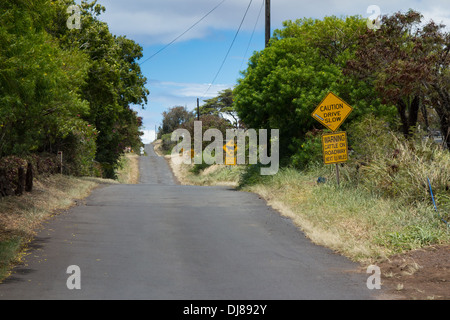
top-left (265, 0), bottom-right (271, 48)
top-left (197, 98), bottom-right (200, 120)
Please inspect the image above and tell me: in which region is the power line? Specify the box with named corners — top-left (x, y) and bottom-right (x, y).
top-left (139, 0), bottom-right (227, 66)
top-left (239, 0), bottom-right (264, 72)
top-left (201, 0), bottom-right (254, 100)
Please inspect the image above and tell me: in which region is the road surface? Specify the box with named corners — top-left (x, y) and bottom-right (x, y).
top-left (0, 145), bottom-right (379, 300)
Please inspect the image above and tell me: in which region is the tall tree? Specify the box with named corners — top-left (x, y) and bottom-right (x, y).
top-left (200, 89), bottom-right (237, 127)
top-left (420, 20), bottom-right (450, 148)
top-left (158, 106), bottom-right (194, 137)
top-left (50, 0), bottom-right (149, 177)
top-left (345, 10), bottom-right (433, 138)
top-left (0, 0), bottom-right (90, 156)
top-left (234, 16), bottom-right (390, 159)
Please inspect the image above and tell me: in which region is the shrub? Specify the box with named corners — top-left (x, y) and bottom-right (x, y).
top-left (290, 130), bottom-right (323, 169)
top-left (347, 115), bottom-right (399, 163)
top-left (58, 119), bottom-right (98, 176)
top-left (340, 116), bottom-right (450, 206)
top-left (161, 133), bottom-right (177, 155)
top-left (0, 153), bottom-right (59, 196)
top-left (359, 135), bottom-right (450, 204)
top-left (238, 164), bottom-right (270, 188)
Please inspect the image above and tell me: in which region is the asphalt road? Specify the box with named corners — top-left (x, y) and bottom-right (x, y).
top-left (0, 145), bottom-right (379, 300)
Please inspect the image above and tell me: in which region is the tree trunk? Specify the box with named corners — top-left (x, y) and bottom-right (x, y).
top-left (26, 162), bottom-right (33, 192)
top-left (397, 96), bottom-right (420, 137)
top-left (0, 168), bottom-right (14, 197)
top-left (397, 99), bottom-right (409, 136)
top-left (431, 84), bottom-right (450, 149)
top-left (421, 104), bottom-right (430, 132)
top-left (437, 109), bottom-right (450, 149)
top-left (16, 167), bottom-right (25, 196)
top-left (408, 96), bottom-right (420, 133)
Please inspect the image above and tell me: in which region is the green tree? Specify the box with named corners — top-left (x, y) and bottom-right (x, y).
top-left (419, 19), bottom-right (450, 148)
top-left (234, 16), bottom-right (391, 160)
top-left (200, 89), bottom-right (237, 127)
top-left (344, 9), bottom-right (450, 149)
top-left (158, 106), bottom-right (195, 137)
top-left (345, 10), bottom-right (431, 138)
top-left (180, 114), bottom-right (233, 145)
top-left (0, 0), bottom-right (91, 157)
top-left (50, 0), bottom-right (149, 177)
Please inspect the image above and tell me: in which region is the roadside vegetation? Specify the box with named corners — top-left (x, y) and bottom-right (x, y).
top-left (116, 153), bottom-right (140, 184)
top-left (0, 151), bottom-right (140, 281)
top-left (157, 10), bottom-right (450, 264)
top-left (162, 123), bottom-right (450, 264)
top-left (0, 175), bottom-right (113, 281)
top-left (0, 0), bottom-right (147, 282)
top-left (0, 0), bottom-right (148, 180)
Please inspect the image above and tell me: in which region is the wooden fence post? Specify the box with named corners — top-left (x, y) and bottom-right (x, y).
top-left (0, 168), bottom-right (11, 197)
top-left (16, 167), bottom-right (25, 196)
top-left (26, 162), bottom-right (33, 192)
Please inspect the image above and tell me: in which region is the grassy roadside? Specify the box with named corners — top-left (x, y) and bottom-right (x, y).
top-left (0, 153), bottom-right (139, 282)
top-left (242, 167), bottom-right (450, 263)
top-left (161, 141), bottom-right (450, 265)
top-left (116, 153), bottom-right (140, 184)
top-left (163, 143), bottom-right (450, 299)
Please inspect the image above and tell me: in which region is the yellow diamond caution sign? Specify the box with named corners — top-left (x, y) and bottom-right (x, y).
top-left (322, 132), bottom-right (348, 165)
top-left (312, 92), bottom-right (353, 132)
top-left (223, 140), bottom-right (237, 165)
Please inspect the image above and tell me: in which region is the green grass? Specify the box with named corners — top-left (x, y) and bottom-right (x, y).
top-left (248, 166), bottom-right (449, 262)
top-left (0, 237), bottom-right (22, 279)
top-left (185, 163), bottom-right (244, 186)
top-left (178, 159), bottom-right (450, 263)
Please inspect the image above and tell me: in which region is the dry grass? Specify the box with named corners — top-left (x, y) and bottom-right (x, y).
top-left (166, 152), bottom-right (242, 187)
top-left (117, 153), bottom-right (140, 184)
top-left (0, 175), bottom-right (107, 240)
top-left (152, 139), bottom-right (450, 264)
top-left (153, 139), bottom-right (163, 156)
top-left (245, 167), bottom-right (450, 263)
top-left (168, 157), bottom-right (450, 264)
top-left (244, 175), bottom-right (388, 263)
top-left (166, 154), bottom-right (194, 185)
top-left (0, 174), bottom-right (119, 280)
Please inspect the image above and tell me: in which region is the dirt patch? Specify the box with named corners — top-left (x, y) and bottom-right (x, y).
top-left (378, 245), bottom-right (450, 300)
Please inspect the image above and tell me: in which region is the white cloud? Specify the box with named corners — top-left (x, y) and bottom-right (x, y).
top-left (422, 7), bottom-right (450, 28)
top-left (98, 0), bottom-right (263, 45)
top-left (148, 79), bottom-right (232, 104)
top-left (96, 0), bottom-right (450, 45)
top-left (141, 129), bottom-right (156, 144)
top-left (157, 81), bottom-right (231, 98)
top-left (138, 80), bottom-right (233, 128)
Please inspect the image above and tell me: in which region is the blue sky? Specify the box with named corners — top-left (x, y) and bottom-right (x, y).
top-left (93, 0), bottom-right (450, 143)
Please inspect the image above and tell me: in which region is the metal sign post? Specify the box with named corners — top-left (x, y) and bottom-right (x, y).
top-left (312, 92), bottom-right (353, 186)
top-left (58, 151), bottom-right (63, 174)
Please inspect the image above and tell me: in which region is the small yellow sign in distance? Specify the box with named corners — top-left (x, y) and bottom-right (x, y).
top-left (223, 140), bottom-right (237, 165)
top-left (322, 132), bottom-right (348, 165)
top-left (223, 140), bottom-right (237, 156)
top-left (225, 156), bottom-right (236, 165)
top-left (312, 92), bottom-right (353, 132)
